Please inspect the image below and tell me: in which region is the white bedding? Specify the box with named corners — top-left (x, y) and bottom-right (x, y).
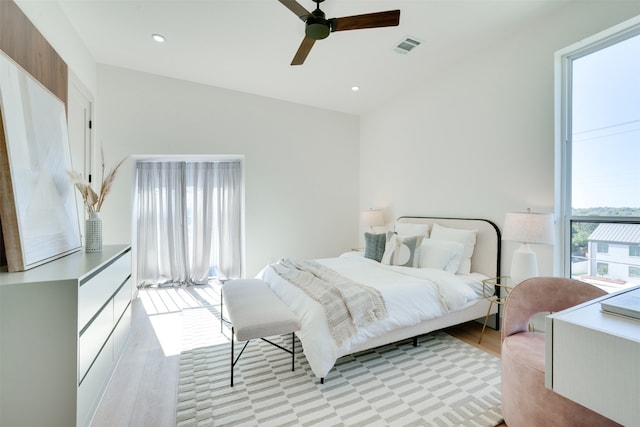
top-left (259, 252), bottom-right (488, 378)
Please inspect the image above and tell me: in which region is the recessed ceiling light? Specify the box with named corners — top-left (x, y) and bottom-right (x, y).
top-left (351, 85), bottom-right (360, 92)
top-left (152, 33), bottom-right (165, 43)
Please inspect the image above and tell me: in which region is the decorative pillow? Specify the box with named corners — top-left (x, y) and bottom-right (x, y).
top-left (364, 232), bottom-right (386, 262)
top-left (429, 223), bottom-right (477, 274)
top-left (418, 239), bottom-right (465, 273)
top-left (394, 221), bottom-right (430, 237)
top-left (381, 232), bottom-right (424, 267)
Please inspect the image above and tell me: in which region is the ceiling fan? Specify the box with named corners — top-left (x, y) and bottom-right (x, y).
top-left (278, 0), bottom-right (401, 66)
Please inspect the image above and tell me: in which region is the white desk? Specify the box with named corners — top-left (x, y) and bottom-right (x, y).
top-left (546, 285), bottom-right (640, 426)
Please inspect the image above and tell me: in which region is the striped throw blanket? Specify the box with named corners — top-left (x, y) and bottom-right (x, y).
top-left (271, 258), bottom-right (387, 346)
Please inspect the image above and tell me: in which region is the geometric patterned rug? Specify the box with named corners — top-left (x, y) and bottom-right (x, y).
top-left (176, 306), bottom-right (504, 427)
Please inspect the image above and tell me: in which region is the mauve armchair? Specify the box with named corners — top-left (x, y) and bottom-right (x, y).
top-left (500, 277), bottom-right (621, 427)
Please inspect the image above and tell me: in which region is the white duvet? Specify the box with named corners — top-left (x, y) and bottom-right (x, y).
top-left (258, 252), bottom-right (486, 378)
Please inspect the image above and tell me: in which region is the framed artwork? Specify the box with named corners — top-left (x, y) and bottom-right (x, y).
top-left (0, 50), bottom-right (81, 272)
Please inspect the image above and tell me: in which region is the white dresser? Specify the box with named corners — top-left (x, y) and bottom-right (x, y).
top-left (545, 285), bottom-right (640, 426)
top-left (0, 245), bottom-right (133, 427)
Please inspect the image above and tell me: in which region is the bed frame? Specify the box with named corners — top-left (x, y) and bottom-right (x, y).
top-left (344, 216), bottom-right (502, 357)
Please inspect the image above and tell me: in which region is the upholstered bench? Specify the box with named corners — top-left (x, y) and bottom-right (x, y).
top-left (221, 278), bottom-right (301, 386)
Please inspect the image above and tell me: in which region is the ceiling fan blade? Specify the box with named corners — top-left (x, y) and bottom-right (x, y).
top-left (331, 10), bottom-right (400, 32)
top-left (278, 0), bottom-right (311, 20)
top-left (291, 36), bottom-right (316, 66)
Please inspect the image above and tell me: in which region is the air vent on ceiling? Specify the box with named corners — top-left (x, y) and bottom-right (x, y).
top-left (393, 36), bottom-right (422, 54)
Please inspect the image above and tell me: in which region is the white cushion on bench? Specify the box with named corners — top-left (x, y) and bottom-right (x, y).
top-left (222, 279), bottom-right (300, 342)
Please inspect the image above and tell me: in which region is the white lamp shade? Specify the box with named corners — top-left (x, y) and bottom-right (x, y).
top-left (361, 210), bottom-right (384, 228)
top-left (502, 211), bottom-right (555, 245)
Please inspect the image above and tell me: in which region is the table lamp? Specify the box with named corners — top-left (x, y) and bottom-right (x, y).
top-left (361, 209), bottom-right (384, 233)
top-left (502, 209), bottom-right (555, 285)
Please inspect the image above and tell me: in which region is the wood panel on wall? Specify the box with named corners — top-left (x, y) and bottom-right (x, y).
top-left (0, 0), bottom-right (69, 267)
top-left (0, 0), bottom-right (68, 105)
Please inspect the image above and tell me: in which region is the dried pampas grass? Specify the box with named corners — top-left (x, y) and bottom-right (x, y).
top-left (67, 170), bottom-right (98, 212)
top-left (68, 146), bottom-right (125, 213)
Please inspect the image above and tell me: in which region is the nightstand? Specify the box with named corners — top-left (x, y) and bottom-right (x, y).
top-left (479, 276), bottom-right (513, 344)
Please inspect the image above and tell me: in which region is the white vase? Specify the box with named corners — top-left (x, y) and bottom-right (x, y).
top-left (85, 211), bottom-right (103, 252)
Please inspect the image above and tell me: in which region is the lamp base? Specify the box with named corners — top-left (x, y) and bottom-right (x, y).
top-left (510, 243), bottom-right (538, 286)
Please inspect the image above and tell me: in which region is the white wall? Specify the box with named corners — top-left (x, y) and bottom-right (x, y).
top-left (96, 65), bottom-right (359, 276)
top-left (359, 2), bottom-right (640, 279)
top-left (15, 0), bottom-right (97, 94)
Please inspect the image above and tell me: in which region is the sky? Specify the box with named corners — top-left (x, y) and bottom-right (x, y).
top-left (571, 32), bottom-right (640, 209)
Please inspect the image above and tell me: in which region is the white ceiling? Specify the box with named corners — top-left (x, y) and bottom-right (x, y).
top-left (22, 0), bottom-right (571, 115)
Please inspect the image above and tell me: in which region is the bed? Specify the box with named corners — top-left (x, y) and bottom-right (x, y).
top-left (258, 216), bottom-right (501, 380)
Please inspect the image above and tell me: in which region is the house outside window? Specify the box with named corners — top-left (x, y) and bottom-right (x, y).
top-left (630, 245), bottom-right (640, 257)
top-left (586, 224), bottom-right (640, 285)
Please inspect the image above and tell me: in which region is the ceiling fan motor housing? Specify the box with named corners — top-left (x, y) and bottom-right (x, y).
top-left (305, 8), bottom-right (331, 40)
top-left (305, 20), bottom-right (330, 39)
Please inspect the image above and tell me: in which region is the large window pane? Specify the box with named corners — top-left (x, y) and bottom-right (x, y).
top-left (571, 34), bottom-right (640, 211)
top-left (565, 29), bottom-right (640, 291)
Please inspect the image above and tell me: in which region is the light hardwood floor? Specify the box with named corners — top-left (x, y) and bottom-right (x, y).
top-left (90, 284), bottom-right (504, 426)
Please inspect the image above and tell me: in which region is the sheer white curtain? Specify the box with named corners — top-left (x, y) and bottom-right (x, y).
top-left (135, 160), bottom-right (242, 286)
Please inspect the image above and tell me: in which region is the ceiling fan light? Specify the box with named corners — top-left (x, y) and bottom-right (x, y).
top-left (306, 17), bottom-right (330, 40)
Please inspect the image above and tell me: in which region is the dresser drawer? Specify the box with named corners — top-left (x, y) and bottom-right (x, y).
top-left (77, 335), bottom-right (114, 427)
top-left (78, 251), bottom-right (131, 329)
top-left (109, 251), bottom-right (132, 292)
top-left (78, 300), bottom-right (113, 382)
top-left (113, 277), bottom-right (132, 320)
top-left (113, 304), bottom-right (132, 361)
top-left (78, 272), bottom-right (112, 330)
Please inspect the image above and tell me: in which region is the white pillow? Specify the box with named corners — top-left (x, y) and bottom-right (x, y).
top-left (418, 239), bottom-right (465, 273)
top-left (394, 222), bottom-right (430, 237)
top-left (381, 232), bottom-right (424, 267)
top-left (429, 223), bottom-right (477, 274)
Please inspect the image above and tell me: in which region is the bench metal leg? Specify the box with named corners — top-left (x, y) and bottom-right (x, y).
top-left (230, 326), bottom-right (250, 387)
top-left (230, 331), bottom-right (297, 387)
top-left (261, 335), bottom-right (297, 371)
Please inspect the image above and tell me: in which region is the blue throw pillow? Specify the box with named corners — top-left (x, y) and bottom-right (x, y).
top-left (364, 232), bottom-right (386, 262)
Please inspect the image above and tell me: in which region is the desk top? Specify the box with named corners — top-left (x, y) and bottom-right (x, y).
top-left (548, 285), bottom-right (640, 343)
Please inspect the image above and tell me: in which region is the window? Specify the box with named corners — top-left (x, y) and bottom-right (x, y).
top-left (558, 18), bottom-right (640, 291)
top-left (597, 262), bottom-right (609, 276)
top-left (134, 158), bottom-right (244, 286)
top-left (629, 266), bottom-right (640, 278)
